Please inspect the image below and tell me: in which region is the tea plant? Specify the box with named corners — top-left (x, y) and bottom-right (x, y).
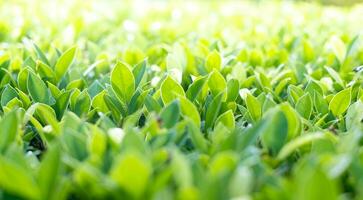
top-left (1, 0), bottom-right (363, 199)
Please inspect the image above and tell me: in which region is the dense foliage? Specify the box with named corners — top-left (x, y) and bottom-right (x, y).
top-left (1, 0), bottom-right (363, 199)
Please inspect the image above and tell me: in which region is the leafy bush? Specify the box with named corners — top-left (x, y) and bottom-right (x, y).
top-left (1, 0), bottom-right (363, 199)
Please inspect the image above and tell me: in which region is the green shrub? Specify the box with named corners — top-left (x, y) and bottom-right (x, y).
top-left (1, 0), bottom-right (363, 199)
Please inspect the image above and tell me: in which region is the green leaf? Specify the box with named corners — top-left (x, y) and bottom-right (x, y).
top-left (27, 72), bottom-right (54, 105)
top-left (249, 49), bottom-right (263, 66)
top-left (33, 43), bottom-right (50, 66)
top-left (186, 76), bottom-right (207, 102)
top-left (144, 94), bottom-right (162, 113)
top-left (91, 90), bottom-right (109, 113)
top-left (17, 67), bottom-right (30, 92)
top-left (110, 153), bottom-right (151, 198)
top-left (215, 109), bottom-right (235, 130)
top-left (205, 92), bottom-right (224, 130)
top-left (345, 100), bottom-right (363, 131)
top-left (61, 113), bottom-right (88, 160)
top-left (66, 79), bottom-right (85, 91)
top-left (226, 79), bottom-right (239, 102)
top-left (47, 81), bottom-right (61, 98)
top-left (160, 100), bottom-right (180, 128)
top-left (209, 151), bottom-right (238, 177)
top-left (305, 80), bottom-right (323, 96)
top-left (52, 90), bottom-right (72, 120)
top-left (171, 150), bottom-right (192, 187)
top-left (205, 50), bottom-right (222, 72)
top-left (208, 69), bottom-right (226, 97)
top-left (36, 60), bottom-right (56, 84)
top-left (346, 35), bottom-right (360, 58)
top-left (280, 103), bottom-right (301, 140)
top-left (180, 96), bottom-right (201, 128)
top-left (327, 35), bottom-right (346, 64)
top-left (186, 119), bottom-right (208, 152)
top-left (88, 125), bottom-right (107, 158)
top-left (260, 108), bottom-right (288, 155)
top-left (295, 93), bottom-right (312, 119)
top-left (38, 143), bottom-right (62, 200)
top-left (313, 91), bottom-right (329, 115)
top-left (245, 93), bottom-right (262, 122)
top-left (16, 88), bottom-right (31, 108)
top-left (111, 61), bottom-right (136, 103)
top-left (132, 59), bottom-right (147, 88)
top-left (104, 93), bottom-right (127, 121)
top-left (294, 159), bottom-right (339, 200)
top-left (35, 103), bottom-right (61, 135)
top-left (275, 77), bottom-right (290, 96)
top-left (329, 88), bottom-right (351, 117)
top-left (88, 80), bottom-right (104, 98)
top-left (287, 85), bottom-right (304, 105)
top-left (127, 89), bottom-right (143, 114)
top-left (262, 96), bottom-right (276, 112)
top-left (277, 132), bottom-right (333, 160)
top-left (160, 76), bottom-right (185, 104)
top-left (74, 90), bottom-right (91, 117)
top-left (0, 110), bottom-right (18, 153)
top-left (1, 84), bottom-right (18, 107)
top-left (325, 66), bottom-right (344, 86)
top-left (55, 46), bottom-right (77, 82)
top-left (0, 155), bottom-right (40, 199)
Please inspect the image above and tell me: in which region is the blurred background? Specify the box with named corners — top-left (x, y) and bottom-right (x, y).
top-left (251, 0), bottom-right (363, 6)
top-left (301, 0), bottom-right (363, 5)
top-left (1, 0), bottom-right (362, 62)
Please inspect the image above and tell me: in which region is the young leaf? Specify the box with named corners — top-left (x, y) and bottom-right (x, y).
top-left (0, 110), bottom-right (18, 152)
top-left (329, 88), bottom-right (351, 117)
top-left (205, 50), bottom-right (222, 72)
top-left (111, 61), bottom-right (136, 103)
top-left (27, 72), bottom-right (54, 105)
top-left (260, 108), bottom-right (288, 155)
top-left (54, 46), bottom-right (77, 82)
top-left (74, 90), bottom-right (91, 117)
top-left (53, 90), bottom-right (72, 120)
top-left (33, 43), bottom-right (50, 66)
top-left (345, 101), bottom-right (363, 131)
top-left (245, 93), bottom-right (262, 122)
top-left (38, 143), bottom-right (62, 200)
top-left (0, 155), bottom-right (40, 199)
top-left (36, 60), bottom-right (56, 84)
top-left (17, 67), bottom-right (30, 92)
top-left (55, 46), bottom-right (77, 82)
top-left (226, 79), bottom-right (239, 102)
top-left (91, 90), bottom-right (109, 113)
top-left (287, 85), bottom-right (304, 105)
top-left (325, 66), bottom-right (344, 86)
top-left (280, 103), bottom-right (301, 140)
top-left (277, 132), bottom-right (332, 160)
top-left (133, 59), bottom-right (147, 88)
top-left (327, 35), bottom-right (346, 64)
top-left (186, 76), bottom-right (207, 102)
top-left (110, 153), bottom-right (151, 198)
top-left (160, 76), bottom-right (185, 104)
top-left (145, 94), bottom-right (162, 113)
top-left (205, 92), bottom-right (224, 130)
top-left (215, 109), bottom-right (235, 130)
top-left (305, 80), bottom-right (323, 96)
top-left (160, 100), bottom-right (180, 128)
top-left (1, 84), bottom-right (18, 107)
top-left (313, 91), bottom-right (329, 115)
top-left (187, 119), bottom-right (208, 152)
top-left (208, 69), bottom-right (226, 97)
top-left (180, 96), bottom-right (201, 128)
top-left (295, 93), bottom-right (313, 119)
